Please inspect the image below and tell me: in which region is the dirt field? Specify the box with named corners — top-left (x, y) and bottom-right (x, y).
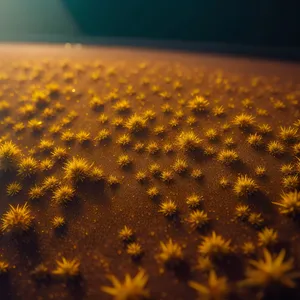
top-left (0, 43), bottom-right (300, 300)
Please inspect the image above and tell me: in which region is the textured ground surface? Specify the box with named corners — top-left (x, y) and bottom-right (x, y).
top-left (0, 44), bottom-right (300, 299)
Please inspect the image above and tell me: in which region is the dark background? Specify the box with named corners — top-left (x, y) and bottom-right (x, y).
top-left (0, 0), bottom-right (299, 50)
top-left (62, 0), bottom-right (300, 48)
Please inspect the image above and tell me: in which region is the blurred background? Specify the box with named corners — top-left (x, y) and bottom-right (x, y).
top-left (0, 0), bottom-right (299, 59)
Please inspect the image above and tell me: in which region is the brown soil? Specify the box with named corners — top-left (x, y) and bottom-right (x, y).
top-left (0, 43), bottom-right (300, 300)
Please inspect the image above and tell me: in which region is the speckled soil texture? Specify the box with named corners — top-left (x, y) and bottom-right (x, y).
top-left (0, 44), bottom-right (300, 300)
